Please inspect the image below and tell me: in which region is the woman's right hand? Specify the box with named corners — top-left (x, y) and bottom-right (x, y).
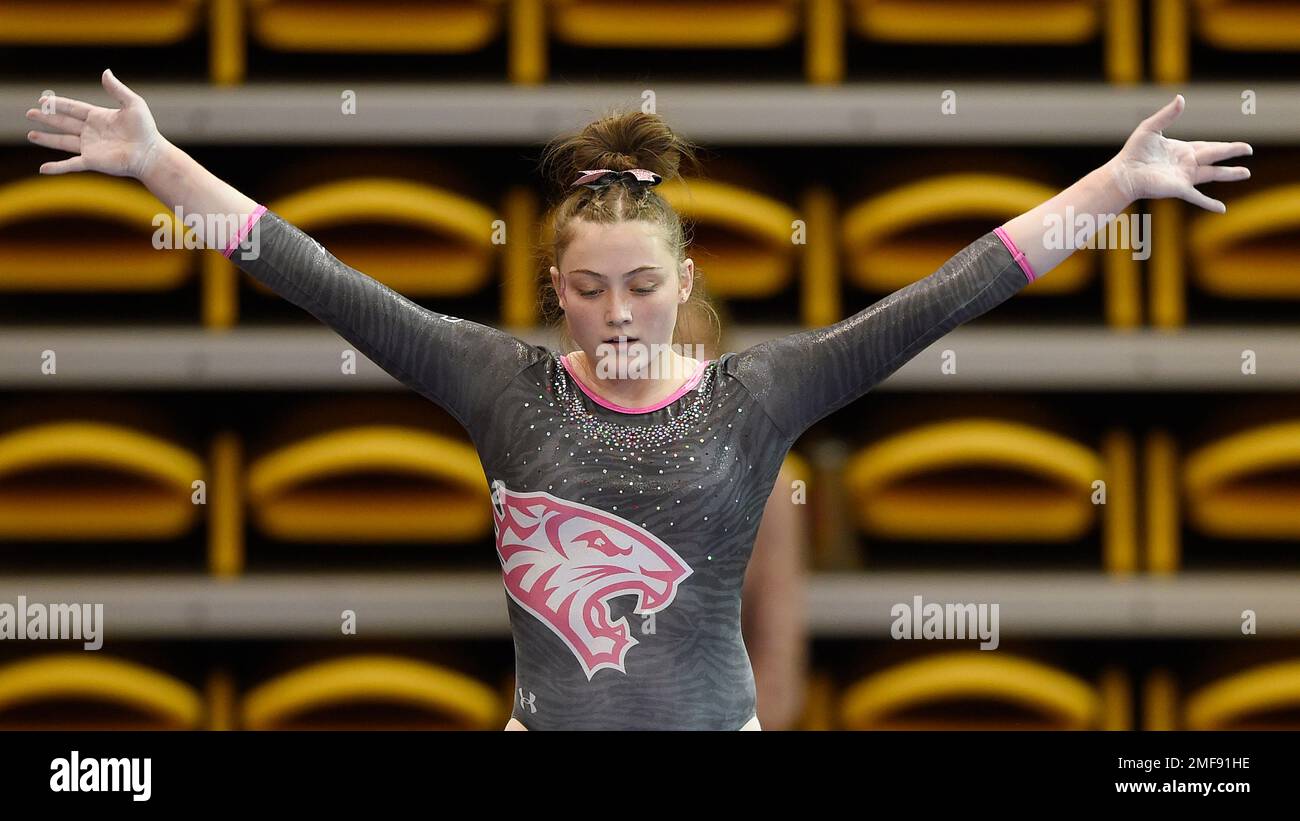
top-left (25, 68), bottom-right (167, 180)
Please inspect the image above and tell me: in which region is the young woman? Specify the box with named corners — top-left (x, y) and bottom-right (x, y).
top-left (26, 71), bottom-right (1251, 730)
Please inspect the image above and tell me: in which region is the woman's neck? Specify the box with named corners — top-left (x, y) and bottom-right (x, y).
top-left (567, 348), bottom-right (702, 409)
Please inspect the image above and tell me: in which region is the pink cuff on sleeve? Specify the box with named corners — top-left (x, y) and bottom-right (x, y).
top-left (993, 226), bottom-right (1037, 283)
top-left (222, 204), bottom-right (268, 258)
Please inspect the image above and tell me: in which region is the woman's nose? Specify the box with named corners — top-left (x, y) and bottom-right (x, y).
top-left (605, 296), bottom-right (632, 323)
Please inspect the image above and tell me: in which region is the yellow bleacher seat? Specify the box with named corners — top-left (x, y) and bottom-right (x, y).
top-left (839, 651), bottom-right (1119, 730)
top-left (248, 0), bottom-right (504, 52)
top-left (204, 178), bottom-right (500, 327)
top-left (657, 178), bottom-right (801, 298)
top-left (843, 174), bottom-right (1087, 289)
top-left (245, 425), bottom-right (492, 542)
top-left (0, 654), bottom-right (204, 729)
top-left (1155, 0), bottom-right (1300, 82)
top-left (240, 655), bottom-right (502, 729)
top-left (0, 421), bottom-right (204, 540)
top-left (841, 419), bottom-right (1138, 572)
top-left (1186, 658), bottom-right (1300, 730)
top-left (1193, 0), bottom-right (1300, 48)
top-left (548, 0), bottom-right (800, 46)
top-left (0, 0), bottom-right (202, 45)
top-left (849, 0), bottom-right (1095, 42)
top-left (847, 0), bottom-right (1140, 83)
top-left (1184, 420), bottom-right (1300, 540)
top-left (212, 0), bottom-right (507, 84)
top-left (0, 177), bottom-right (194, 292)
top-left (1188, 184), bottom-right (1300, 299)
top-left (841, 173), bottom-right (1144, 326)
top-left (512, 0), bottom-right (831, 84)
top-left (1151, 186), bottom-right (1291, 327)
top-left (1147, 421), bottom-right (1300, 571)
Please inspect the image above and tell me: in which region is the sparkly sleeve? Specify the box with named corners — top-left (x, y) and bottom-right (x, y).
top-left (726, 230), bottom-right (1033, 443)
top-left (226, 208), bottom-right (543, 435)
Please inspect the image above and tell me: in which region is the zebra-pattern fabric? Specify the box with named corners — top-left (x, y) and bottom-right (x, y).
top-left (228, 210), bottom-right (1030, 729)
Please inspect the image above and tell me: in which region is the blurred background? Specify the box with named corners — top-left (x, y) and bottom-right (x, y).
top-left (2, 0), bottom-right (1300, 731)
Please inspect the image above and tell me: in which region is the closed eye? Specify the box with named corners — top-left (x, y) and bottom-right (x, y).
top-left (579, 287), bottom-right (658, 298)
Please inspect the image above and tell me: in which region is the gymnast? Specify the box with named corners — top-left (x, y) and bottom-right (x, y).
top-left (25, 71), bottom-right (1251, 729)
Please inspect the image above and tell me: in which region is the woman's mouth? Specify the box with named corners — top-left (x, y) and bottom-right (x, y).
top-left (603, 336), bottom-right (638, 344)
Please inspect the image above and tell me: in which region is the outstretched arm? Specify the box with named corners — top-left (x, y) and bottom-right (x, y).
top-left (26, 69), bottom-right (540, 435)
top-left (728, 229), bottom-right (1030, 443)
top-left (730, 95), bottom-right (1254, 444)
top-left (222, 210), bottom-right (541, 435)
top-left (1001, 94), bottom-right (1252, 279)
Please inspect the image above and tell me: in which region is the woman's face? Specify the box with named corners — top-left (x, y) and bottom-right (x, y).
top-left (550, 219), bottom-right (694, 378)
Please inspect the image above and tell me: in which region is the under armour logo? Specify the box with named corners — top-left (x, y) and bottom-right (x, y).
top-left (518, 688), bottom-right (537, 714)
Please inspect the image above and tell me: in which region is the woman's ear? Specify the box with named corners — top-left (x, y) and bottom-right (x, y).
top-left (679, 258), bottom-right (695, 302)
top-left (550, 265), bottom-right (565, 310)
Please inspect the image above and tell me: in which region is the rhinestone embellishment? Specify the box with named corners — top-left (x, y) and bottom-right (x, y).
top-left (551, 353), bottom-right (717, 450)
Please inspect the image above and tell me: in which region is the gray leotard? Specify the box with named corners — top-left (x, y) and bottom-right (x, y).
top-left (226, 208), bottom-right (1034, 729)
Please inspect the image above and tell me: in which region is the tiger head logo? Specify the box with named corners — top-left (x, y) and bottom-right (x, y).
top-left (489, 479), bottom-right (693, 679)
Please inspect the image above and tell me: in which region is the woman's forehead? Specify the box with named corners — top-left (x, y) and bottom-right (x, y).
top-left (564, 220), bottom-right (667, 268)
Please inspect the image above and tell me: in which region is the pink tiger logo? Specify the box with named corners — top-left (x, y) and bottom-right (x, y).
top-left (489, 479), bottom-right (693, 679)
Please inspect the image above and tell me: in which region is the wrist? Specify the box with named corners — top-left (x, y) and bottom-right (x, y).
top-left (136, 136), bottom-right (179, 186)
top-left (1100, 158), bottom-right (1137, 209)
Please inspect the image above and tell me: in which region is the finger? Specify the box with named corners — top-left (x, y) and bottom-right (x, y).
top-left (1193, 165), bottom-right (1250, 184)
top-left (101, 68), bottom-right (140, 107)
top-left (26, 129), bottom-right (81, 154)
top-left (1191, 140), bottom-right (1253, 164)
top-left (25, 107), bottom-right (85, 136)
top-left (39, 156), bottom-right (88, 175)
top-left (37, 94), bottom-right (94, 121)
top-left (1142, 94), bottom-right (1185, 133)
top-left (1179, 185), bottom-right (1225, 213)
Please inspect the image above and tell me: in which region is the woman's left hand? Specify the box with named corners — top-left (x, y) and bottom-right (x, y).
top-left (1105, 94), bottom-right (1253, 213)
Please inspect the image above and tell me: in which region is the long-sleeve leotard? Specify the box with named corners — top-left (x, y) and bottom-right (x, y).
top-left (228, 210), bottom-right (1032, 444)
top-left (224, 208), bottom-right (1033, 729)
top-left (726, 228), bottom-right (1034, 446)
top-left (225, 208), bottom-right (543, 438)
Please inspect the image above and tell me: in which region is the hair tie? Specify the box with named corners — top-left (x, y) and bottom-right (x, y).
top-left (571, 168), bottom-right (663, 191)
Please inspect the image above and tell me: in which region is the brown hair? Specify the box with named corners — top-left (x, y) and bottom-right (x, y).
top-left (537, 108), bottom-right (722, 359)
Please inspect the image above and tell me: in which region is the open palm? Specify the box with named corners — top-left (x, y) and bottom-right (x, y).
top-left (1109, 94), bottom-right (1252, 213)
top-left (25, 69), bottom-right (164, 179)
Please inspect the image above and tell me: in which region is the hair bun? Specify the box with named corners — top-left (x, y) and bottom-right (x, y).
top-left (542, 109), bottom-right (699, 192)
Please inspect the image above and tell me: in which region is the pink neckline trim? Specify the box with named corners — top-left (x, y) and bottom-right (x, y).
top-left (560, 354), bottom-right (712, 414)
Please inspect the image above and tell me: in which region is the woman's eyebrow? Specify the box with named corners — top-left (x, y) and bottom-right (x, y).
top-left (568, 265), bottom-right (662, 279)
